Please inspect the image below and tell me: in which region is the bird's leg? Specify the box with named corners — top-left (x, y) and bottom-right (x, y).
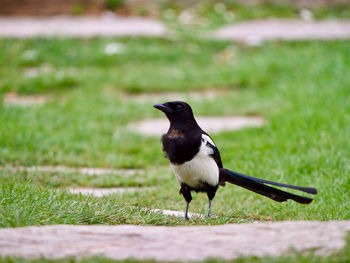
top-left (180, 184), bottom-right (192, 220)
top-left (206, 186), bottom-right (218, 218)
top-left (185, 202), bottom-right (190, 220)
top-left (208, 199), bottom-right (212, 218)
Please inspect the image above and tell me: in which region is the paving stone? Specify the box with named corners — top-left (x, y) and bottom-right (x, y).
top-left (149, 208), bottom-right (203, 218)
top-left (130, 116), bottom-right (265, 136)
top-left (0, 221), bottom-right (349, 261)
top-left (0, 15), bottom-right (168, 38)
top-left (1, 165), bottom-right (143, 176)
top-left (122, 90), bottom-right (230, 102)
top-left (214, 19), bottom-right (350, 43)
top-left (68, 187), bottom-right (152, 197)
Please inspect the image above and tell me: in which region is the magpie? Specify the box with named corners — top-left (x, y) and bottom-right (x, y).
top-left (153, 101), bottom-right (317, 220)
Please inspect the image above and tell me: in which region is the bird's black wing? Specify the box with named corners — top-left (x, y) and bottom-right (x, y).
top-left (202, 132), bottom-right (223, 168)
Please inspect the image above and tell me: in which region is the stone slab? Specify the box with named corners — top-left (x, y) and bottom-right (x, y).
top-left (0, 15), bottom-right (168, 38)
top-left (149, 208), bottom-right (203, 218)
top-left (1, 165), bottom-right (143, 176)
top-left (68, 187), bottom-right (153, 197)
top-left (0, 221), bottom-right (350, 261)
top-left (130, 116), bottom-right (265, 136)
top-left (123, 90), bottom-right (230, 102)
top-left (214, 19), bottom-right (350, 43)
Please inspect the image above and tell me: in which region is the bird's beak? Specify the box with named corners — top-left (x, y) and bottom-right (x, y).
top-left (153, 103), bottom-right (172, 113)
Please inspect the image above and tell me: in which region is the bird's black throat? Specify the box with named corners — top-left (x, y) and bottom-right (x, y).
top-left (161, 129), bottom-right (202, 165)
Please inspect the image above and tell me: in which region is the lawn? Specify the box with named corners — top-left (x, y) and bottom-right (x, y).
top-left (1, 5), bottom-right (350, 262)
top-left (159, 0), bottom-right (350, 32)
top-left (1, 37), bottom-right (349, 225)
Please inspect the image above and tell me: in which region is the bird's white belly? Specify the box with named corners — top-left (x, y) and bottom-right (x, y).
top-left (171, 154), bottom-right (219, 188)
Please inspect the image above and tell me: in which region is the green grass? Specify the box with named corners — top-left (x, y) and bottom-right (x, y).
top-left (122, 0), bottom-right (350, 31)
top-left (158, 0), bottom-right (350, 31)
top-left (0, 26), bottom-right (350, 262)
top-left (0, 168), bottom-right (150, 188)
top-left (0, 182), bottom-right (189, 227)
top-left (0, 38), bottom-right (349, 226)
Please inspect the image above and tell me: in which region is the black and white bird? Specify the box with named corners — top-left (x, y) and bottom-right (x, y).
top-left (153, 101), bottom-right (317, 220)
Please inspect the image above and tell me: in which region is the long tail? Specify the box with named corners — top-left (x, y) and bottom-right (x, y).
top-left (219, 168), bottom-right (317, 204)
top-left (228, 170), bottom-right (317, 195)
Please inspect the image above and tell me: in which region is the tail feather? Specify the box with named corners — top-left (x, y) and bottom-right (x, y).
top-left (230, 170), bottom-right (317, 195)
top-left (219, 169), bottom-right (314, 204)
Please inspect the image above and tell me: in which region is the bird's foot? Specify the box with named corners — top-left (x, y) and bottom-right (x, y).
top-left (207, 200), bottom-right (212, 218)
top-left (184, 202), bottom-right (190, 220)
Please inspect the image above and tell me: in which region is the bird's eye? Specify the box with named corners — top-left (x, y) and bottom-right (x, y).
top-left (175, 104), bottom-right (184, 111)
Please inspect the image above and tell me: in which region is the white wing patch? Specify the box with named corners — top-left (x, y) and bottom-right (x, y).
top-left (202, 133), bottom-right (216, 147)
top-left (199, 134), bottom-right (214, 156)
top-left (201, 134), bottom-right (216, 147)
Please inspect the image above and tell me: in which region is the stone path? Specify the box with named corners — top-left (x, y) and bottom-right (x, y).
top-left (148, 208), bottom-right (203, 218)
top-left (1, 221), bottom-right (349, 261)
top-left (130, 116), bottom-right (265, 136)
top-left (67, 188), bottom-right (203, 218)
top-left (3, 90), bottom-right (230, 107)
top-left (1, 165), bottom-right (143, 176)
top-left (0, 15), bottom-right (167, 38)
top-left (123, 89), bottom-right (230, 102)
top-left (214, 19), bottom-right (350, 44)
top-left (67, 187), bottom-right (152, 197)
top-left (1, 16), bottom-right (350, 42)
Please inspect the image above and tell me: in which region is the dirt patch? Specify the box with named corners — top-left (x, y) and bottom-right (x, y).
top-left (3, 92), bottom-right (47, 106)
top-left (130, 116), bottom-right (265, 136)
top-left (221, 0), bottom-right (349, 8)
top-left (0, 221), bottom-right (349, 261)
top-left (1, 0), bottom-right (348, 16)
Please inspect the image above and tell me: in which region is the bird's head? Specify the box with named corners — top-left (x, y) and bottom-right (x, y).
top-left (153, 101), bottom-right (196, 126)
